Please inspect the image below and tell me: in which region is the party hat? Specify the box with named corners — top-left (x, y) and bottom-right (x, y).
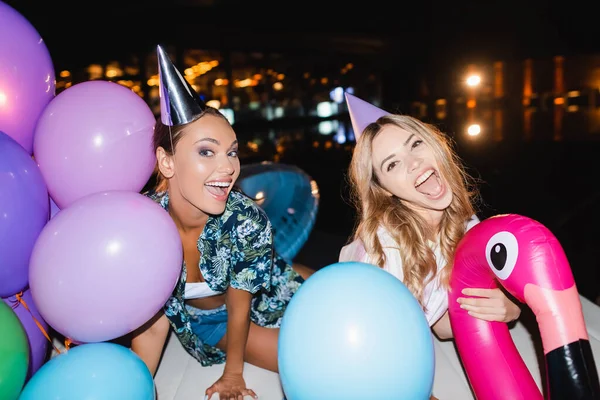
top-left (157, 44), bottom-right (206, 126)
top-left (345, 93), bottom-right (389, 139)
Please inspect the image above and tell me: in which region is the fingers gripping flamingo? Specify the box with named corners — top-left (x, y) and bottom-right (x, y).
top-left (448, 214), bottom-right (600, 399)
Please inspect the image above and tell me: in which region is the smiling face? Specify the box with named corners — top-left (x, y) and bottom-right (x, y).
top-left (157, 113), bottom-right (240, 216)
top-left (371, 124), bottom-right (453, 221)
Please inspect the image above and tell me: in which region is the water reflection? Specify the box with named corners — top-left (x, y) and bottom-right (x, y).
top-left (236, 100), bottom-right (600, 165)
top-left (554, 103), bottom-right (564, 141)
top-left (457, 100), bottom-right (600, 143)
top-left (237, 94), bottom-right (600, 168)
top-left (524, 108), bottom-right (533, 140)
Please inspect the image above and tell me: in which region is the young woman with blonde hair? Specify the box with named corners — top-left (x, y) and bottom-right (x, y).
top-left (339, 94), bottom-right (520, 340)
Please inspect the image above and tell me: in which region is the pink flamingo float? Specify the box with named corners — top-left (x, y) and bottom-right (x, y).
top-left (449, 214), bottom-right (600, 399)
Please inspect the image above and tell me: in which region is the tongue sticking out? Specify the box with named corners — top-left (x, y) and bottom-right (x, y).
top-left (416, 173), bottom-right (443, 197)
top-left (206, 185), bottom-right (226, 197)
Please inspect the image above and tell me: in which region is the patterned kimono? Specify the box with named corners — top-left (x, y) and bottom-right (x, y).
top-left (147, 189), bottom-right (304, 366)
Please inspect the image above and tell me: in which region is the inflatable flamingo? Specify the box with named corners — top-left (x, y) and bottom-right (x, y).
top-left (449, 214), bottom-right (600, 399)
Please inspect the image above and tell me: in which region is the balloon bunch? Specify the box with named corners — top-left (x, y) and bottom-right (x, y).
top-left (0, 3), bottom-right (182, 399)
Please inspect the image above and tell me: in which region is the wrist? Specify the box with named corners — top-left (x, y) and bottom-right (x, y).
top-left (223, 368), bottom-right (243, 376)
top-left (510, 305), bottom-right (521, 321)
top-left (223, 360), bottom-right (244, 376)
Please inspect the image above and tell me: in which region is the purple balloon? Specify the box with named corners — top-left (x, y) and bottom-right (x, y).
top-left (29, 190), bottom-right (182, 343)
top-left (33, 80), bottom-right (156, 209)
top-left (0, 131), bottom-right (49, 297)
top-left (2, 289), bottom-right (50, 380)
top-left (49, 197), bottom-right (60, 219)
top-left (0, 1), bottom-right (56, 154)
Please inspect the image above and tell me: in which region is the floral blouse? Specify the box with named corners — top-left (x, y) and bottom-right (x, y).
top-left (147, 189), bottom-right (304, 366)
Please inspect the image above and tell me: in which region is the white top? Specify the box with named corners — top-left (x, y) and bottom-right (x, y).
top-left (339, 215), bottom-right (480, 326)
top-left (184, 281), bottom-right (223, 300)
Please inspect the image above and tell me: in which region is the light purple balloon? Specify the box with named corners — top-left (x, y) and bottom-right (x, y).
top-left (0, 131), bottom-right (49, 297)
top-left (29, 190), bottom-right (182, 343)
top-left (0, 1), bottom-right (56, 154)
top-left (2, 289), bottom-right (50, 380)
top-left (33, 80), bottom-right (157, 209)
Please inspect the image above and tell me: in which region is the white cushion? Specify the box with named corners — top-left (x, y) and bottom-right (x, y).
top-left (153, 295), bottom-right (600, 400)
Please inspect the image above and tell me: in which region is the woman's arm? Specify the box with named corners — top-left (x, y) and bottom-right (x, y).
top-left (457, 288), bottom-right (521, 322)
top-left (131, 311), bottom-right (170, 376)
top-left (223, 286), bottom-right (252, 375)
top-left (431, 311), bottom-right (453, 340)
top-left (431, 288), bottom-right (521, 340)
top-left (204, 287), bottom-right (257, 400)
top-left (433, 288), bottom-right (521, 341)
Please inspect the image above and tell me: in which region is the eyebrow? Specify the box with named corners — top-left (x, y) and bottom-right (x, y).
top-left (194, 137), bottom-right (219, 145)
top-left (379, 133), bottom-right (416, 171)
top-left (194, 138), bottom-right (239, 148)
top-left (380, 154), bottom-right (395, 171)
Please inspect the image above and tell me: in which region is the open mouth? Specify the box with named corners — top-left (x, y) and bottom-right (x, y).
top-left (205, 180), bottom-right (231, 200)
top-left (414, 169), bottom-right (444, 198)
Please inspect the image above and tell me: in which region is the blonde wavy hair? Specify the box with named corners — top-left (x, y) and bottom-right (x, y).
top-left (348, 114), bottom-right (478, 305)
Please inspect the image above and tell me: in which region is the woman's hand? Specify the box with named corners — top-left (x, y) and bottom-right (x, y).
top-left (205, 372), bottom-right (257, 400)
top-left (457, 288), bottom-right (521, 322)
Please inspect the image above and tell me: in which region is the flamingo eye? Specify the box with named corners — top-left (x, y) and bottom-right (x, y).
top-left (485, 231), bottom-right (518, 280)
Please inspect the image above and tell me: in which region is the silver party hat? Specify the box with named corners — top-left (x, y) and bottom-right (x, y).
top-left (157, 44), bottom-right (206, 126)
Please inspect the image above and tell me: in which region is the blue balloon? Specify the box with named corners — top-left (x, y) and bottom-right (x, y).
top-left (278, 262), bottom-right (434, 400)
top-left (19, 342), bottom-right (155, 400)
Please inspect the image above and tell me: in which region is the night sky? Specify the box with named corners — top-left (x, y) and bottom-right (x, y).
top-left (3, 0), bottom-right (599, 72)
